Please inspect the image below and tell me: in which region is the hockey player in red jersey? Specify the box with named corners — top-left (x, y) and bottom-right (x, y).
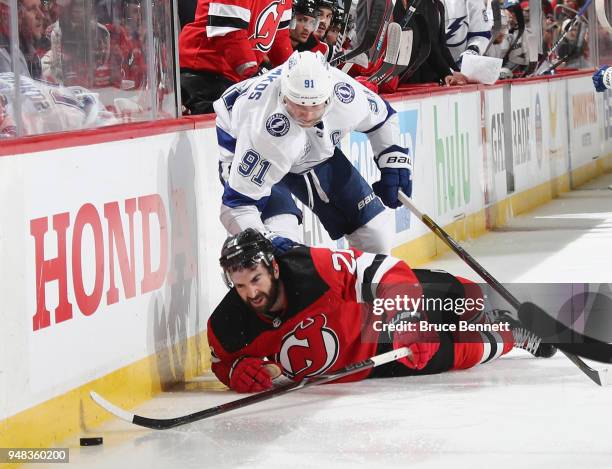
top-left (207, 229), bottom-right (556, 393)
top-left (289, 0), bottom-right (329, 55)
top-left (179, 0), bottom-right (294, 114)
top-left (313, 0), bottom-right (334, 41)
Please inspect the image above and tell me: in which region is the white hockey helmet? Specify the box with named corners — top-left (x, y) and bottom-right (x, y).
top-left (280, 51), bottom-right (333, 106)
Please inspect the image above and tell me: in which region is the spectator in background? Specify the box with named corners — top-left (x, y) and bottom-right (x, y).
top-left (41, 0), bottom-right (112, 87)
top-left (556, 17), bottom-right (589, 69)
top-left (290, 0), bottom-right (329, 54)
top-left (542, 13), bottom-right (558, 56)
top-left (496, 1), bottom-right (530, 78)
top-left (105, 0), bottom-right (146, 89)
top-left (0, 91), bottom-right (16, 137)
top-left (0, 71), bottom-right (117, 136)
top-left (0, 0), bottom-right (45, 78)
top-left (324, 3), bottom-right (346, 58)
top-left (313, 0), bottom-right (334, 41)
top-left (394, 0), bottom-right (468, 86)
top-left (442, 0), bottom-right (493, 67)
top-left (179, 0), bottom-right (293, 115)
top-left (485, 7), bottom-right (512, 59)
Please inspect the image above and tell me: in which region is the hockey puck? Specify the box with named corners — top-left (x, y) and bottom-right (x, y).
top-left (80, 437), bottom-right (103, 446)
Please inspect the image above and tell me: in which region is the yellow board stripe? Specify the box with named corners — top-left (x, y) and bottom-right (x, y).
top-left (0, 332), bottom-right (210, 468)
top-left (2, 154), bottom-right (610, 468)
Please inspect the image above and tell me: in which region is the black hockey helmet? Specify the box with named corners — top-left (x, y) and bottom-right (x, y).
top-left (219, 228), bottom-right (275, 287)
top-left (331, 4), bottom-right (347, 29)
top-left (317, 0), bottom-right (336, 12)
top-left (293, 0), bottom-right (319, 18)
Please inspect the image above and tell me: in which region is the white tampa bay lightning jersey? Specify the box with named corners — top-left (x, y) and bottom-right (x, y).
top-left (443, 0), bottom-right (493, 61)
top-left (213, 65), bottom-right (409, 234)
top-left (0, 72), bottom-right (117, 137)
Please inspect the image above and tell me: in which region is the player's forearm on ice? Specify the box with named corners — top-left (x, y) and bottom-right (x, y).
top-left (220, 204), bottom-right (267, 235)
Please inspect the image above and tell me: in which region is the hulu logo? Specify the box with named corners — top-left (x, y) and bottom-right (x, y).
top-left (434, 103), bottom-right (470, 214)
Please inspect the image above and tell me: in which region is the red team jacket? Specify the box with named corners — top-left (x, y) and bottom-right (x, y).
top-left (179, 0), bottom-right (294, 82)
top-left (207, 247), bottom-right (423, 386)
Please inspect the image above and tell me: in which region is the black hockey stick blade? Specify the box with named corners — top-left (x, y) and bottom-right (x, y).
top-left (368, 22), bottom-right (402, 84)
top-left (398, 191), bottom-right (608, 386)
top-left (331, 0), bottom-right (387, 66)
top-left (518, 302), bottom-right (612, 364)
top-left (368, 0), bottom-right (394, 64)
top-left (90, 347), bottom-right (411, 430)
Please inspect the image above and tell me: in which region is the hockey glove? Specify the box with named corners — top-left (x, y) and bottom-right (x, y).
top-left (390, 312), bottom-right (440, 370)
top-left (263, 231), bottom-right (300, 256)
top-left (592, 65), bottom-right (612, 93)
top-left (373, 167), bottom-right (412, 208)
top-left (229, 357), bottom-right (275, 393)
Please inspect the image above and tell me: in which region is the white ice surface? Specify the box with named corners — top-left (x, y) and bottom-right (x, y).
top-left (27, 174), bottom-right (612, 469)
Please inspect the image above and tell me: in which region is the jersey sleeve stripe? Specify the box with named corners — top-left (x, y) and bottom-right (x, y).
top-left (207, 18), bottom-right (249, 37)
top-left (467, 31), bottom-right (492, 39)
top-left (362, 100), bottom-right (396, 134)
top-left (354, 253), bottom-right (400, 303)
top-left (209, 3), bottom-right (251, 22)
top-left (222, 184), bottom-right (269, 211)
top-left (354, 253), bottom-right (377, 303)
top-left (216, 125), bottom-right (237, 154)
top-left (370, 255), bottom-right (402, 287)
top-left (278, 19), bottom-right (291, 30)
top-left (361, 254), bottom-right (389, 303)
top-left (478, 331), bottom-right (504, 364)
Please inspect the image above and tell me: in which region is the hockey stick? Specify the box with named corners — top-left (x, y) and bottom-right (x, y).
top-left (90, 347), bottom-right (411, 430)
top-left (333, 0), bottom-right (353, 59)
top-left (502, 4), bottom-right (525, 63)
top-left (341, 53), bottom-right (369, 73)
top-left (398, 15), bottom-right (431, 82)
top-left (536, 17), bottom-right (587, 75)
top-left (330, 0), bottom-right (388, 66)
top-left (483, 0), bottom-right (502, 56)
top-left (368, 22), bottom-right (402, 84)
top-left (368, 0), bottom-right (395, 64)
top-left (397, 191), bottom-right (609, 386)
top-left (546, 0), bottom-right (594, 62)
top-left (380, 29), bottom-right (414, 83)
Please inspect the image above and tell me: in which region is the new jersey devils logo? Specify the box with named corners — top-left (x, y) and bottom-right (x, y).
top-left (277, 314), bottom-right (339, 380)
top-left (253, 0), bottom-right (284, 52)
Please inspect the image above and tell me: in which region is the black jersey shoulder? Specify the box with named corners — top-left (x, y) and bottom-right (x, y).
top-left (209, 246), bottom-right (330, 354)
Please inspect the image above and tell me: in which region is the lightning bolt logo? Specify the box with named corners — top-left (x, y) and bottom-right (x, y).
top-left (446, 16), bottom-right (467, 42)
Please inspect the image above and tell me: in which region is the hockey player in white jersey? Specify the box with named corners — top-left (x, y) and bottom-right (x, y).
top-left (0, 72), bottom-right (117, 137)
top-left (443, 0), bottom-right (493, 65)
top-left (213, 51), bottom-right (412, 255)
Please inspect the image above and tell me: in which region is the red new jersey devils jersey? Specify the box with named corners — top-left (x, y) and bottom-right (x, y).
top-left (207, 246), bottom-right (422, 387)
top-left (179, 0), bottom-right (293, 82)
